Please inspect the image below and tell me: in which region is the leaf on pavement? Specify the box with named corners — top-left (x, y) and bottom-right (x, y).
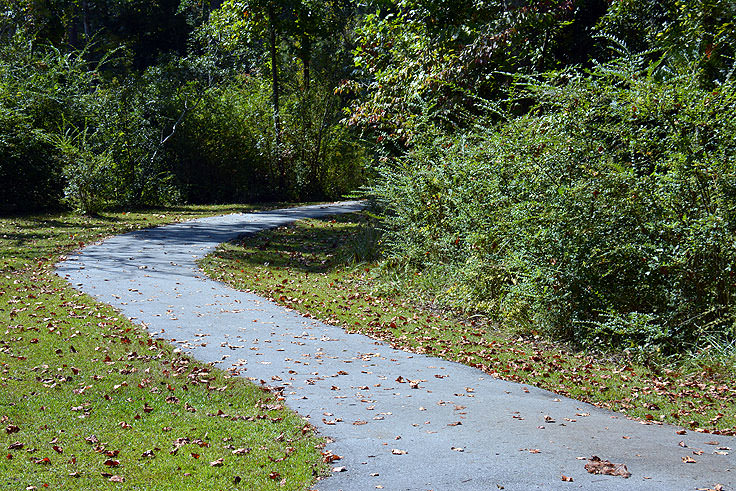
top-left (584, 456), bottom-right (631, 478)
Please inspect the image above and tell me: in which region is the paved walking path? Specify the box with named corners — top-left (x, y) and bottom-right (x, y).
top-left (57, 202), bottom-right (734, 490)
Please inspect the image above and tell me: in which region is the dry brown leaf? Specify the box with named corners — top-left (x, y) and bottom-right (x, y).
top-left (584, 456), bottom-right (631, 478)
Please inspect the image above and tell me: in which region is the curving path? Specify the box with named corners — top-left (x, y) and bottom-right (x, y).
top-left (57, 202), bottom-right (735, 490)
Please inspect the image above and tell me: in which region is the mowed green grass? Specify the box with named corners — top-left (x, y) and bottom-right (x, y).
top-left (200, 212), bottom-right (736, 436)
top-left (0, 206), bottom-right (328, 490)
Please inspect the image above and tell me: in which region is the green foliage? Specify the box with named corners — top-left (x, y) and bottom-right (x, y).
top-left (169, 75), bottom-right (367, 203)
top-left (369, 54), bottom-right (736, 357)
top-left (182, 0), bottom-right (367, 202)
top-left (348, 0), bottom-right (608, 149)
top-left (1, 0), bottom-right (367, 213)
top-left (48, 127), bottom-right (116, 215)
top-left (595, 0), bottom-right (736, 85)
top-left (343, 220), bottom-right (382, 264)
top-left (0, 32), bottom-right (182, 212)
top-left (0, 107), bottom-right (62, 211)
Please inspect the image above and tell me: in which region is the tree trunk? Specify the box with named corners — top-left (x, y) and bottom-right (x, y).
top-left (67, 3), bottom-right (78, 47)
top-left (302, 36), bottom-right (311, 93)
top-left (81, 0), bottom-right (90, 39)
top-left (268, 3), bottom-right (284, 194)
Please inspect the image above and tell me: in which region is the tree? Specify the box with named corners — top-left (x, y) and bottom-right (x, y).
top-left (202, 0), bottom-right (363, 197)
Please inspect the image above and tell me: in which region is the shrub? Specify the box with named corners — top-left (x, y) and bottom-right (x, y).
top-left (370, 55), bottom-right (736, 356)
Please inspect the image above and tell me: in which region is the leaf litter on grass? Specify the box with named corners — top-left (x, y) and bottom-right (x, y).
top-left (0, 206), bottom-right (329, 490)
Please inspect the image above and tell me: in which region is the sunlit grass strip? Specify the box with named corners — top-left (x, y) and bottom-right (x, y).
top-left (199, 213), bottom-right (736, 436)
top-left (0, 206), bottom-right (328, 490)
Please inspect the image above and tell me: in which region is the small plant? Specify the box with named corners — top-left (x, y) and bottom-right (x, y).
top-left (47, 126), bottom-right (115, 215)
top-left (343, 221), bottom-right (383, 263)
top-left (581, 311), bottom-right (669, 361)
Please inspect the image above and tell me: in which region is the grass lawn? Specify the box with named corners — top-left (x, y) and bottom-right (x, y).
top-left (0, 205), bottom-right (328, 490)
top-left (199, 212), bottom-right (736, 437)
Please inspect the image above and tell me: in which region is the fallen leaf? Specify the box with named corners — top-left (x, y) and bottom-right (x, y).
top-left (332, 466), bottom-right (347, 472)
top-left (561, 475), bottom-right (574, 482)
top-left (682, 456), bottom-right (697, 463)
top-left (210, 458), bottom-right (224, 467)
top-left (109, 475), bottom-right (124, 483)
top-left (584, 456), bottom-right (631, 478)
top-left (391, 449), bottom-right (407, 455)
top-left (322, 451), bottom-right (341, 463)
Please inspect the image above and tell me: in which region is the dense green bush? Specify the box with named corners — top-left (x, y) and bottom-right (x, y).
top-left (370, 55), bottom-right (736, 357)
top-left (0, 36), bottom-right (179, 212)
top-left (0, 109), bottom-right (62, 211)
top-left (0, 3), bottom-right (367, 213)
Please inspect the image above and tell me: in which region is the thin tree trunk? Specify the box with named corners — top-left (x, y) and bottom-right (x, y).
top-left (311, 99), bottom-right (331, 197)
top-left (268, 4), bottom-right (284, 194)
top-left (81, 0), bottom-right (90, 38)
top-left (67, 3), bottom-right (78, 47)
top-left (302, 36), bottom-right (310, 93)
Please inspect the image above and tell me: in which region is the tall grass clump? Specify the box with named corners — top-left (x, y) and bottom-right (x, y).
top-left (369, 54), bottom-right (736, 358)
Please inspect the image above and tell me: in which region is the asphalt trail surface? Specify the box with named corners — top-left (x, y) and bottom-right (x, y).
top-left (56, 202), bottom-right (735, 490)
